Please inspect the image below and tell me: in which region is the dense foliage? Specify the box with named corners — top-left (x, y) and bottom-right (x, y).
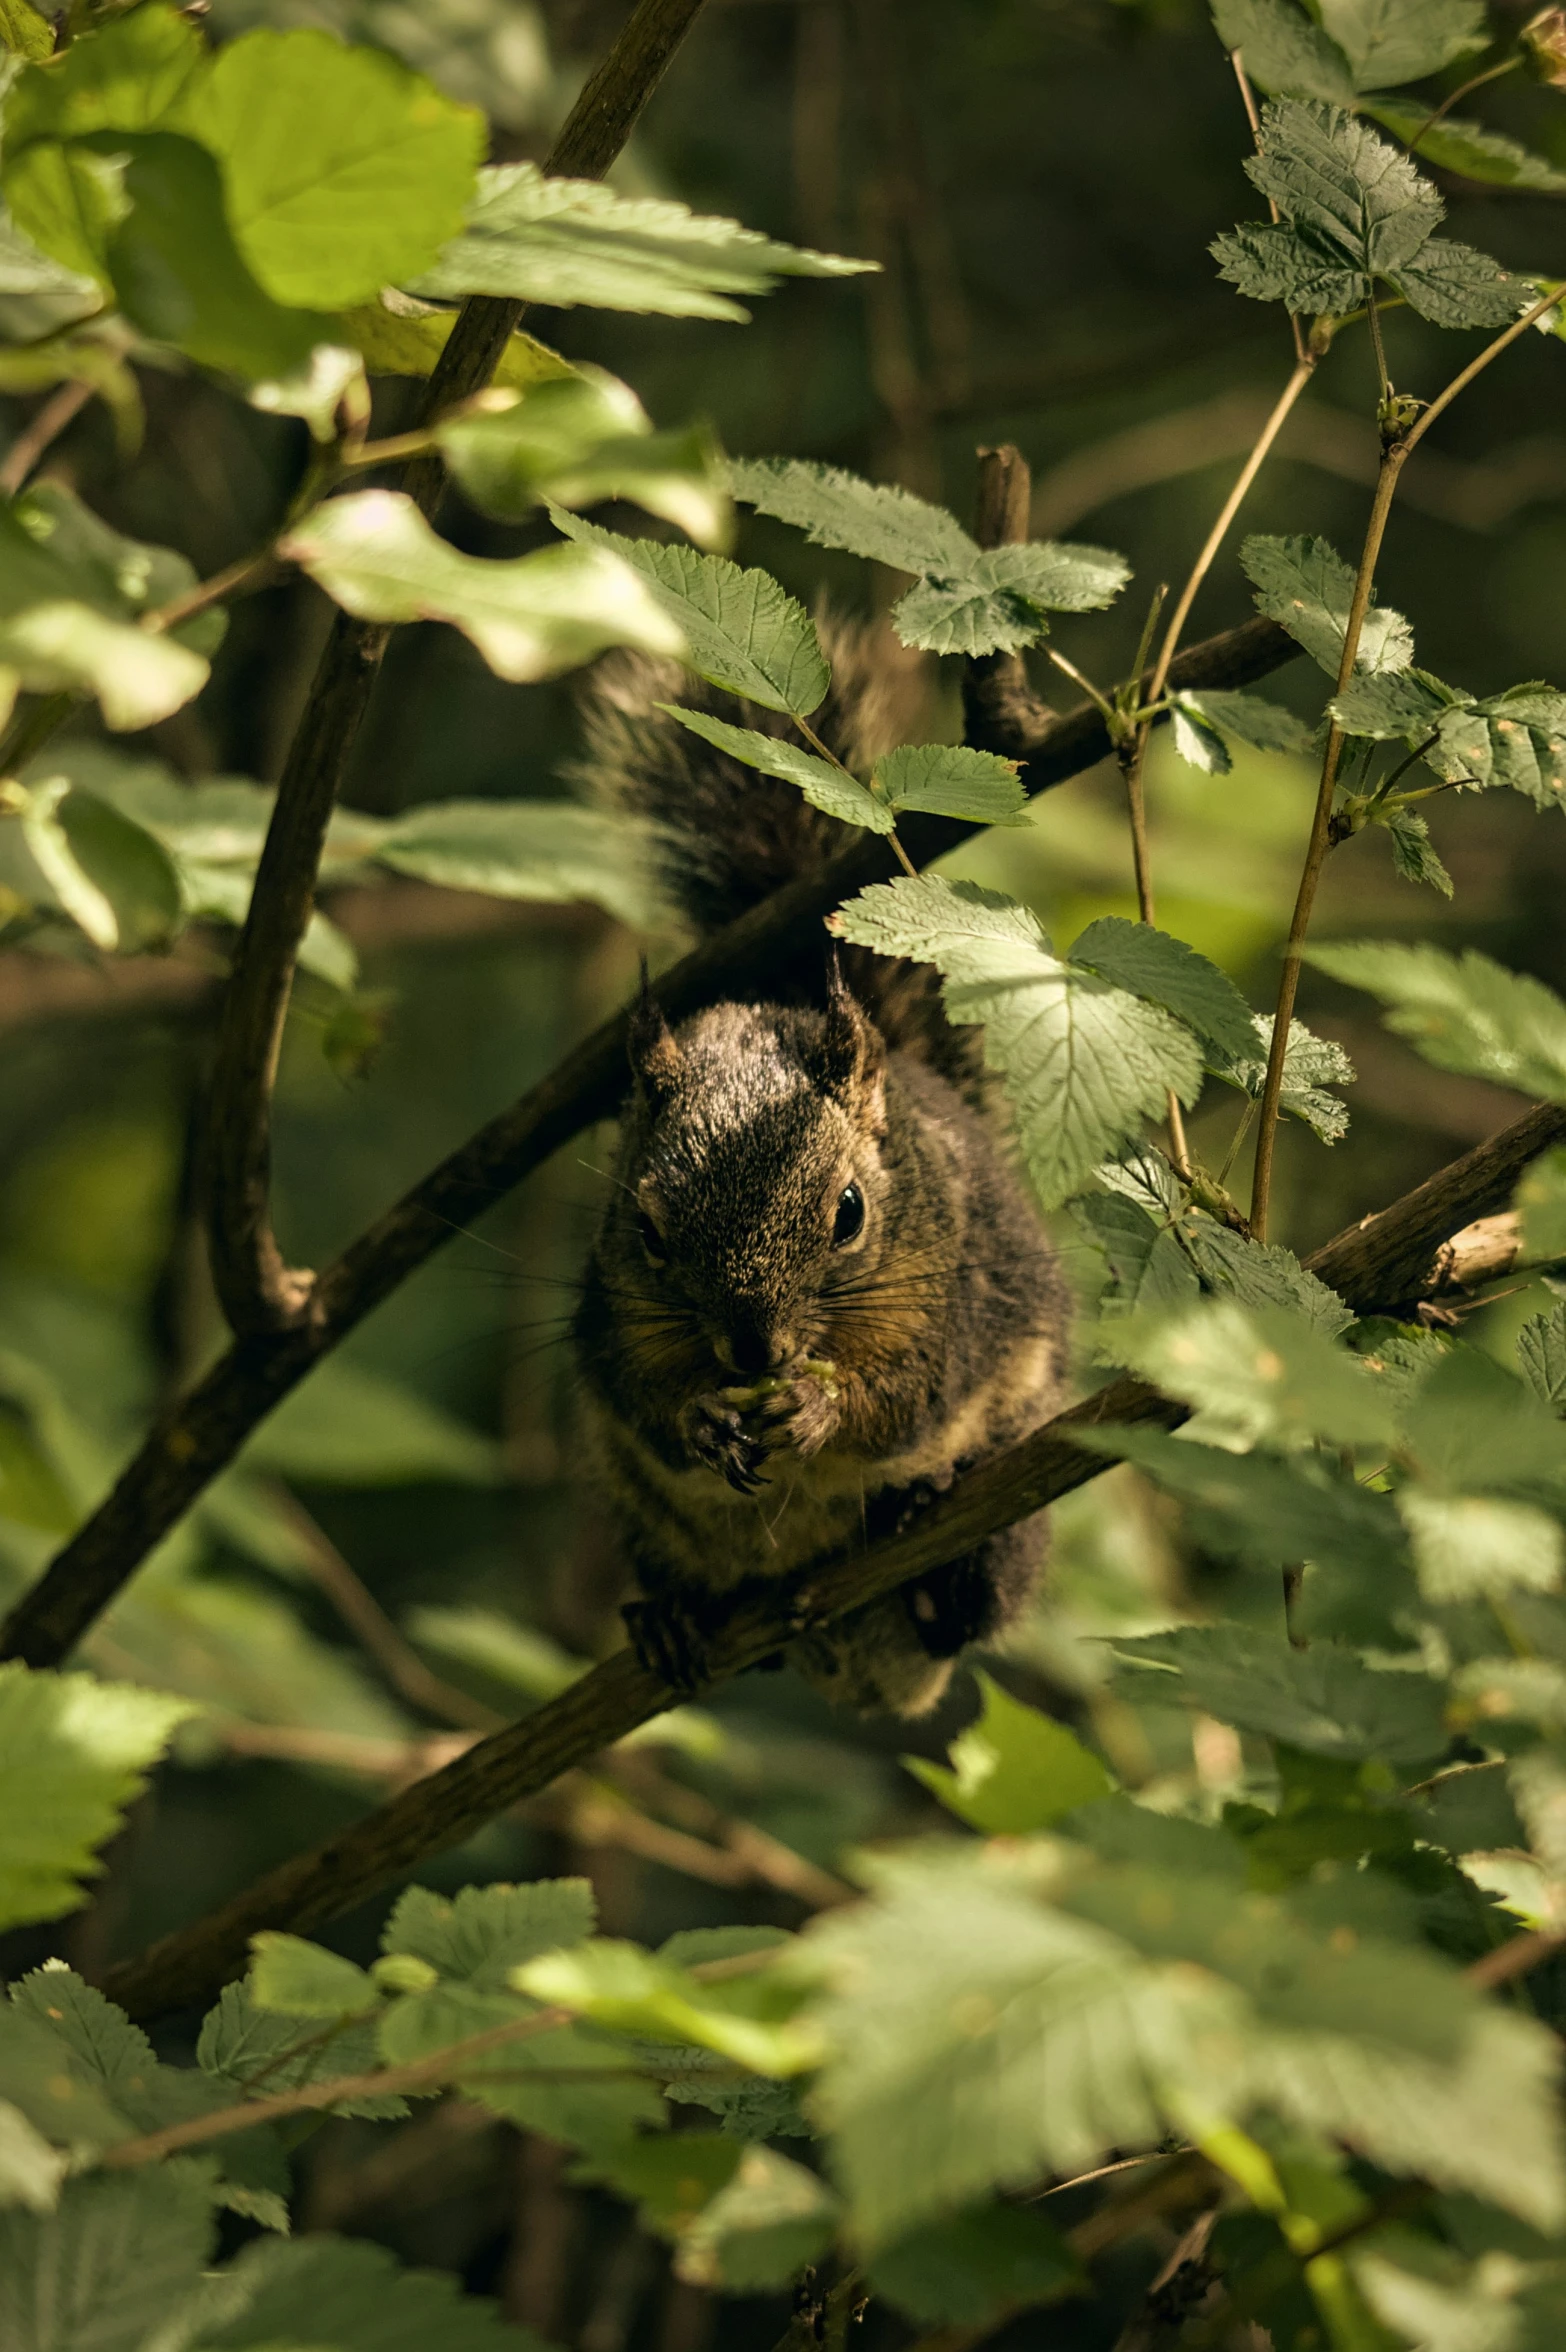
top-left (9, 0), bottom-right (1566, 2346)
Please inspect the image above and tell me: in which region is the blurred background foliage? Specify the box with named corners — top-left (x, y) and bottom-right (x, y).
top-left (4, 0), bottom-right (1566, 2342)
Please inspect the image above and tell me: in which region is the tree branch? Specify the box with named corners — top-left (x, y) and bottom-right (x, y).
top-left (91, 1104), bottom-right (1565, 2023)
top-left (0, 613), bottom-right (1300, 1677)
top-left (202, 0), bottom-right (717, 1337)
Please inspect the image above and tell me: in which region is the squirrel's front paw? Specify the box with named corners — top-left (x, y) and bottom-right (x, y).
top-left (623, 1593), bottom-right (713, 1694)
top-left (746, 1372), bottom-right (841, 1460)
top-left (678, 1392), bottom-right (769, 1493)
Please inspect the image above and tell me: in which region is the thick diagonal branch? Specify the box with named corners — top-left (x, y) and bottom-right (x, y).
top-left (204, 0), bottom-right (716, 1336)
top-left (0, 615), bottom-right (1297, 1675)
top-left (94, 1099), bottom-right (1566, 2022)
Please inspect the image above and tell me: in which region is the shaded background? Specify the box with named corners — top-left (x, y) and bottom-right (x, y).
top-left (3, 0), bottom-right (1566, 2342)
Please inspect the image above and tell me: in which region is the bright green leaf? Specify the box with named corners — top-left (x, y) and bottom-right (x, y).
top-left (905, 1670), bottom-right (1113, 1832)
top-left (197, 1982), bottom-right (407, 2119)
top-left (1177, 687), bottom-right (1316, 756)
top-left (660, 704), bottom-right (891, 832)
top-left (1108, 1624), bottom-right (1449, 1762)
top-left (1304, 940), bottom-right (1566, 1100)
top-left (874, 743), bottom-right (1028, 825)
top-left (1107, 1296), bottom-right (1396, 1449)
top-left (1243, 532), bottom-right (1413, 680)
top-left (381, 1878), bottom-right (597, 1988)
top-left (676, 2144), bottom-right (839, 2290)
top-left (1067, 914), bottom-right (1259, 1061)
top-left (0, 1), bottom-right (54, 66)
top-left (1519, 1304), bottom-right (1566, 1415)
top-left (1365, 98), bottom-right (1566, 194)
top-left (728, 455), bottom-right (977, 573)
top-left (1383, 807), bottom-right (1453, 897)
top-left (280, 491), bottom-right (686, 683)
top-left (1210, 1010), bottom-right (1356, 1144)
top-left (248, 1932), bottom-right (380, 2019)
top-left (1083, 1423), bottom-right (1407, 1578)
top-left (0, 2164), bottom-right (213, 2352)
top-left (1398, 1488), bottom-right (1564, 1604)
top-left (515, 1941), bottom-right (820, 2077)
top-left (1170, 699), bottom-right (1232, 773)
top-left (374, 797), bottom-right (682, 931)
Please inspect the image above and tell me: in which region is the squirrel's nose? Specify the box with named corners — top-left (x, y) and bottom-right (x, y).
top-left (720, 1319), bottom-right (792, 1376)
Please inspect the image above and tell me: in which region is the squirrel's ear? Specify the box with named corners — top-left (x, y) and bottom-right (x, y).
top-left (813, 953), bottom-right (887, 1126)
top-left (627, 967), bottom-right (684, 1108)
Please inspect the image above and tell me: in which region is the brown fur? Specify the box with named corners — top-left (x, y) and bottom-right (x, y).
top-left (571, 625), bottom-right (1069, 1713)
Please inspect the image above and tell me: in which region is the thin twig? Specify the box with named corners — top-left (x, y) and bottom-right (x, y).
top-left (1249, 438), bottom-right (1407, 1237)
top-left (1465, 1926), bottom-right (1566, 1991)
top-left (143, 549), bottom-right (280, 639)
top-left (1230, 49), bottom-right (1306, 367)
top-left (0, 376), bottom-right (93, 497)
top-left (1403, 284), bottom-right (1566, 456)
top-left (87, 1102), bottom-right (1566, 2024)
top-left (1405, 56), bottom-right (1522, 155)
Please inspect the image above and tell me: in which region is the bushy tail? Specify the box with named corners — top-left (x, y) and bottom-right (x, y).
top-left (572, 615), bottom-right (984, 1093)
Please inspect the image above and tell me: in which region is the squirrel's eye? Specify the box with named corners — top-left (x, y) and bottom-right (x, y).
top-left (637, 1211), bottom-right (668, 1265)
top-left (832, 1182), bottom-right (866, 1247)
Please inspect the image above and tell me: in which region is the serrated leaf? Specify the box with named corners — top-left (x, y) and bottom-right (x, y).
top-left (1391, 237), bottom-right (1523, 331)
top-left (829, 875), bottom-right (1204, 1209)
top-left (727, 455), bottom-right (977, 573)
top-left (171, 2230), bottom-right (543, 2352)
top-left (197, 1982), bottom-right (407, 2120)
top-left (1247, 101), bottom-right (1442, 277)
top-left (1304, 941), bottom-right (1566, 1101)
top-left (1171, 699), bottom-right (1231, 773)
top-left (0, 2164), bottom-right (214, 2352)
top-left (248, 1933), bottom-right (379, 2019)
top-left (1068, 914), bottom-right (1259, 1061)
top-left (378, 1977), bottom-right (664, 2148)
top-left (1519, 1304), bottom-right (1566, 1414)
top-left (867, 2200), bottom-right (1082, 2327)
top-left (1520, 1153), bottom-right (1566, 1270)
top-left (1365, 98), bottom-right (1566, 195)
top-left (439, 370), bottom-right (729, 548)
top-left (1331, 665), bottom-right (1455, 741)
top-left (1179, 685), bottom-right (1315, 756)
top-left (0, 0), bottom-right (54, 65)
top-left (1107, 1296), bottom-right (1395, 1450)
top-left (1315, 0), bottom-right (1486, 90)
top-left (1212, 220), bottom-right (1364, 315)
top-left (1428, 687), bottom-right (1566, 810)
top-left (874, 743), bottom-right (1027, 825)
top-left (1211, 1010), bottom-right (1355, 1144)
top-left (1074, 1192), bottom-right (1203, 1323)
top-left (550, 507), bottom-right (828, 713)
top-left (168, 27), bottom-right (484, 311)
top-left (1243, 532), bottom-right (1413, 680)
top-left (0, 1663), bottom-right (193, 1935)
top-left (890, 539), bottom-right (1129, 658)
top-left (1384, 807), bottom-right (1453, 897)
top-left (660, 704), bottom-right (890, 831)
top-left (412, 160), bottom-right (874, 321)
top-left (1212, 0), bottom-right (1357, 104)
top-left (1399, 1347), bottom-right (1566, 1505)
top-left (1179, 1216), bottom-right (1355, 1331)
top-left (279, 492), bottom-right (685, 684)
top-left (4, 6), bottom-right (202, 148)
top-left (1081, 1423), bottom-right (1407, 1578)
top-left (676, 2145), bottom-right (838, 2291)
top-left (372, 799), bottom-right (680, 931)
top-left (382, 1878), bottom-right (597, 1988)
top-left (905, 1670), bottom-right (1113, 1832)
top-left (1398, 1489), bottom-right (1564, 1604)
top-left (1108, 1624), bottom-right (1448, 1762)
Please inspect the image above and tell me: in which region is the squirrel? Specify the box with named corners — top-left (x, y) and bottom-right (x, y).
top-left (570, 620), bottom-right (1070, 1716)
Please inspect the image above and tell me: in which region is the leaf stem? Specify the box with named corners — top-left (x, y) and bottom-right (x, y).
top-left (1045, 645), bottom-right (1115, 722)
top-left (795, 711), bottom-right (920, 874)
top-left (0, 376), bottom-right (94, 498)
top-left (1249, 439), bottom-right (1407, 1237)
top-left (0, 690), bottom-right (73, 777)
top-left (1406, 55), bottom-right (1522, 154)
top-left (1230, 49), bottom-right (1307, 366)
top-left (1404, 283), bottom-right (1566, 455)
top-left (1366, 291), bottom-right (1390, 401)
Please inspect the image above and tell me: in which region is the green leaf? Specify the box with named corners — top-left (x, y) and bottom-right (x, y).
top-left (1247, 99), bottom-right (1442, 273)
top-left (551, 507), bottom-right (828, 714)
top-left (1178, 694), bottom-right (1314, 761)
top-left (1427, 687), bottom-right (1566, 810)
top-left (0, 1), bottom-right (55, 66)
top-left (727, 455), bottom-right (978, 573)
top-left (248, 1932), bottom-right (380, 2019)
top-left (13, 777), bottom-right (183, 954)
top-left (891, 539), bottom-right (1129, 658)
top-left (1170, 699), bottom-right (1232, 773)
top-left (1330, 666), bottom-right (1456, 742)
top-left (874, 744), bottom-right (1028, 825)
top-left (1082, 1423), bottom-right (1407, 1578)
top-left (1211, 0), bottom-right (1357, 103)
top-left (247, 341), bottom-right (364, 443)
top-left (243, 1358), bottom-right (504, 1487)
top-left (1210, 1010), bottom-right (1356, 1144)
top-left (382, 1878), bottom-right (597, 1989)
top-left (1243, 532), bottom-right (1413, 680)
top-left (1399, 1347), bottom-right (1566, 1504)
top-left (104, 134), bottom-right (331, 380)
top-left (569, 2130), bottom-right (741, 2237)
top-left (2, 141), bottom-right (126, 286)
top-left (1106, 1297), bottom-right (1396, 1450)
top-left (168, 26), bottom-right (484, 311)
top-left (339, 297), bottom-right (572, 396)
top-left (170, 2231), bottom-right (545, 2352)
top-left (1314, 0), bottom-right (1486, 90)
top-left (375, 1975), bottom-right (664, 2147)
top-left (867, 2200), bottom-right (1082, 2328)
top-left (413, 160), bottom-right (875, 321)
top-left (0, 1662), bottom-right (194, 1935)
top-left (1108, 1625), bottom-right (1449, 1762)
top-left (374, 797), bottom-right (681, 931)
top-left (4, 7), bottom-right (202, 147)
top-left (1384, 808), bottom-right (1453, 897)
top-left (660, 705), bottom-right (890, 832)
top-left (1074, 1191), bottom-right (1202, 1323)
top-left (1392, 237), bottom-right (1524, 331)
top-left (197, 1982), bottom-right (407, 2119)
top-left (515, 1940), bottom-right (820, 2078)
top-left (905, 1670), bottom-right (1113, 1832)
top-left (280, 492), bottom-right (686, 684)
top-left (1178, 1215), bottom-right (1355, 1332)
top-left (829, 875), bottom-right (1205, 1209)
top-left (1304, 941), bottom-right (1566, 1100)
top-left (1520, 1150), bottom-right (1566, 1270)
top-left (1212, 219), bottom-right (1363, 315)
top-left (1067, 914), bottom-right (1259, 1061)
top-left (0, 2163), bottom-right (213, 2352)
top-left (1519, 1304), bottom-right (1566, 1414)
top-left (437, 369), bottom-right (730, 549)
top-left (1365, 98), bottom-right (1566, 195)
top-left (1398, 1488), bottom-right (1564, 1604)
top-left (0, 2101), bottom-right (65, 2214)
top-left (675, 2145), bottom-right (839, 2291)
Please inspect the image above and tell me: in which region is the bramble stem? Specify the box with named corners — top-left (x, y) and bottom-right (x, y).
top-left (1405, 284), bottom-right (1566, 454)
top-left (1229, 49), bottom-right (1307, 366)
top-left (1249, 441), bottom-right (1406, 1237)
top-left (1406, 56), bottom-right (1522, 155)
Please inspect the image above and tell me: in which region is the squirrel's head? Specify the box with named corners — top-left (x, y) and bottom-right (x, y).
top-left (604, 967), bottom-right (894, 1389)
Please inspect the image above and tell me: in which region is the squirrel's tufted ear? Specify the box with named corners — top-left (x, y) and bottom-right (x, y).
top-left (811, 952), bottom-right (887, 1127)
top-left (627, 966), bottom-right (685, 1108)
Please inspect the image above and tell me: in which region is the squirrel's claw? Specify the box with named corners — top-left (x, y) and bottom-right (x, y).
top-left (622, 1592), bottom-right (712, 1694)
top-left (680, 1392), bottom-right (770, 1492)
top-left (748, 1374), bottom-right (840, 1460)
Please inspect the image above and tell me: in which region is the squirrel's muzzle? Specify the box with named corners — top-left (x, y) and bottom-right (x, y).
top-left (715, 1314), bottom-right (795, 1378)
